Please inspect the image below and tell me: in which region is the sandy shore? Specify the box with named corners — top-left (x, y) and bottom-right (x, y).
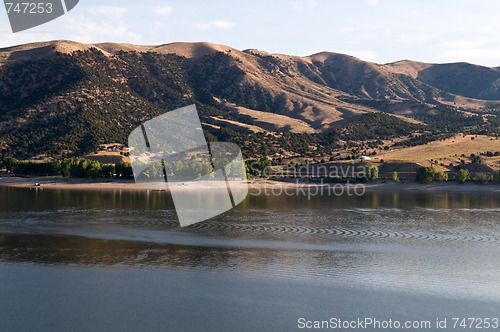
top-left (0, 175), bottom-right (499, 193)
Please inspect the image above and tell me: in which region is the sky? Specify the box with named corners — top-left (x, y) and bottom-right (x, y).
top-left (2, 0), bottom-right (500, 67)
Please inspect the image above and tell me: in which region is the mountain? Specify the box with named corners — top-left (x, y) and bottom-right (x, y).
top-left (0, 40), bottom-right (499, 160)
top-left (385, 60), bottom-right (500, 100)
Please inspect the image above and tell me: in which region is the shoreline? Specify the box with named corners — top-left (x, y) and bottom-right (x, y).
top-left (1, 175), bottom-right (499, 193)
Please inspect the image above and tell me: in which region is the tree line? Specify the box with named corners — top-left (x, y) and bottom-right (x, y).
top-left (414, 166), bottom-right (500, 184)
top-left (0, 156), bottom-right (133, 179)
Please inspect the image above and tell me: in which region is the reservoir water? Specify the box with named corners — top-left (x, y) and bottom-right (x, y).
top-left (1, 186), bottom-right (499, 331)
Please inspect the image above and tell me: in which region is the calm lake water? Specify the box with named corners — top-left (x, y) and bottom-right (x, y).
top-left (1, 186), bottom-right (500, 331)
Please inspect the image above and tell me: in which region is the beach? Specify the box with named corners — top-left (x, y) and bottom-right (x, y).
top-left (1, 175), bottom-right (499, 193)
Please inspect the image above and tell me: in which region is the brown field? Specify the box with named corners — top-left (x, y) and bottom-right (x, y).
top-left (84, 143), bottom-right (129, 164)
top-left (213, 100), bottom-right (317, 133)
top-left (376, 134), bottom-right (500, 170)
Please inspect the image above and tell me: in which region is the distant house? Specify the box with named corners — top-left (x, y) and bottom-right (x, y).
top-left (358, 156), bottom-right (372, 162)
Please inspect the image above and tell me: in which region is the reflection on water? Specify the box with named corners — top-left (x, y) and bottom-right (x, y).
top-left (1, 186), bottom-right (500, 331)
top-left (0, 188), bottom-right (500, 301)
top-left (1, 186), bottom-right (500, 303)
top-left (1, 186), bottom-right (499, 211)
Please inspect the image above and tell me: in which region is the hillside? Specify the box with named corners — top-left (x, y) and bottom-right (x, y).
top-left (376, 134), bottom-right (500, 172)
top-left (385, 60), bottom-right (500, 101)
top-left (0, 40), bottom-right (499, 162)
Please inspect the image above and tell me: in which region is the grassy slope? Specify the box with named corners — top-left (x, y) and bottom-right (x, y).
top-left (376, 134), bottom-right (500, 170)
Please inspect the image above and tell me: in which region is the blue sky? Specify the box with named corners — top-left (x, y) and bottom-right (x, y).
top-left (2, 0), bottom-right (500, 66)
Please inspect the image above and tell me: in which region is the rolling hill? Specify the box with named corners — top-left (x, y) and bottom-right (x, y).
top-left (0, 40), bottom-right (499, 161)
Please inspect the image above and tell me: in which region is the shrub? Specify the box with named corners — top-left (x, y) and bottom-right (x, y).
top-left (392, 171), bottom-right (400, 183)
top-left (101, 164), bottom-right (115, 178)
top-left (416, 167), bottom-right (435, 183)
top-left (474, 173), bottom-right (493, 184)
top-left (0, 156), bottom-right (18, 173)
top-left (495, 171), bottom-right (500, 183)
top-left (368, 165), bottom-right (379, 181)
top-left (12, 161), bottom-right (56, 176)
top-left (456, 169), bottom-right (470, 184)
top-left (436, 171), bottom-right (448, 182)
top-left (115, 161), bottom-right (134, 178)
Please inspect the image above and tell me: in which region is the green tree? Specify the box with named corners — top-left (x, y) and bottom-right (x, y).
top-left (494, 171), bottom-right (500, 183)
top-left (172, 160), bottom-right (184, 173)
top-left (1, 156), bottom-right (18, 173)
top-left (246, 157), bottom-right (272, 177)
top-left (87, 160), bottom-right (102, 178)
top-left (122, 162), bottom-right (134, 178)
top-left (473, 173), bottom-right (492, 184)
top-left (12, 161), bottom-right (56, 176)
top-left (200, 160), bottom-right (214, 178)
top-left (392, 171), bottom-right (400, 183)
top-left (246, 159), bottom-right (260, 177)
top-left (59, 158), bottom-right (76, 177)
top-left (259, 156), bottom-right (272, 177)
top-left (436, 171), bottom-right (448, 182)
top-left (77, 132), bottom-right (100, 155)
top-left (368, 165), bottom-right (379, 181)
top-left (101, 164), bottom-right (115, 178)
top-left (228, 159), bottom-right (244, 179)
top-left (145, 160), bottom-right (165, 179)
top-left (71, 158), bottom-right (90, 177)
top-left (416, 166), bottom-right (435, 183)
top-left (456, 169), bottom-right (470, 184)
top-left (244, 161), bottom-right (251, 177)
top-left (115, 161), bottom-right (133, 178)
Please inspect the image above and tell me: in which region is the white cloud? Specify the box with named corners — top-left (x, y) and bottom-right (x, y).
top-left (0, 30), bottom-right (56, 48)
top-left (339, 27), bottom-right (353, 33)
top-left (92, 6), bottom-right (128, 17)
top-left (437, 48), bottom-right (500, 65)
top-left (294, 0), bottom-right (317, 13)
top-left (156, 7), bottom-right (173, 16)
top-left (213, 20), bottom-right (235, 29)
top-left (196, 20), bottom-right (235, 31)
top-left (437, 38), bottom-right (500, 65)
top-left (440, 39), bottom-right (489, 50)
top-left (151, 21), bottom-right (164, 33)
top-left (62, 6), bottom-right (142, 43)
top-left (395, 32), bottom-right (435, 44)
top-left (365, 0), bottom-right (380, 6)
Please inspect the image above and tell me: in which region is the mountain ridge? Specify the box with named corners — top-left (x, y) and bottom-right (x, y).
top-left (0, 40), bottom-right (499, 160)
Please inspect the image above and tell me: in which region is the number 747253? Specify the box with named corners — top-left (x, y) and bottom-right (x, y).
top-left (5, 2), bottom-right (53, 14)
